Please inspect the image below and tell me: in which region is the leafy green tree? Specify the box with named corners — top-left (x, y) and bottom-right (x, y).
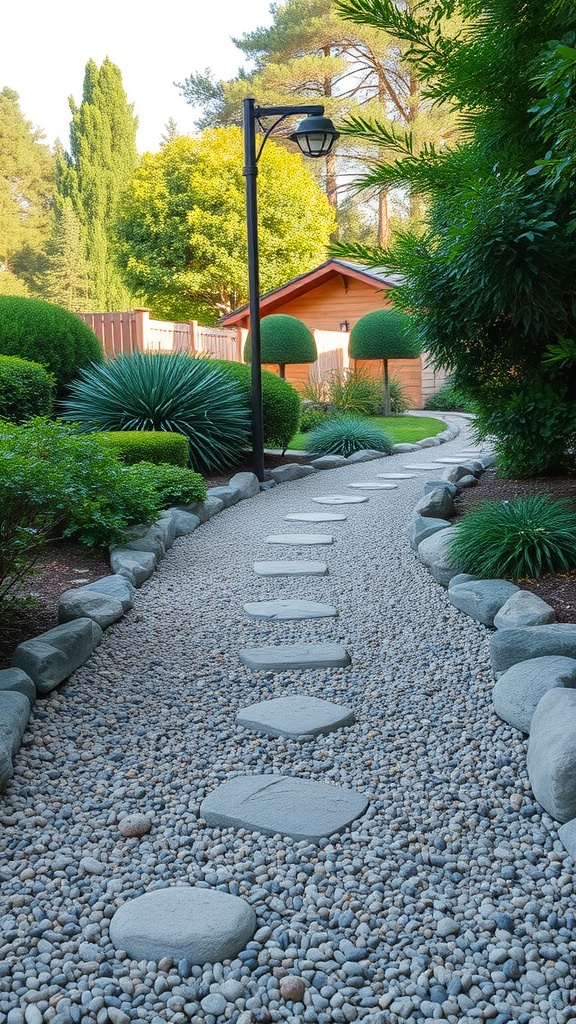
top-left (333, 0), bottom-right (576, 476)
top-left (349, 308), bottom-right (419, 415)
top-left (43, 198), bottom-right (93, 312)
top-left (245, 314), bottom-right (317, 378)
top-left (56, 58), bottom-right (139, 311)
top-left (114, 126), bottom-right (336, 323)
top-left (0, 87), bottom-right (54, 293)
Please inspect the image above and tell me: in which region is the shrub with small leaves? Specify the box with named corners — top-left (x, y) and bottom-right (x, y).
top-left (451, 495), bottom-right (576, 580)
top-left (0, 355), bottom-right (55, 423)
top-left (98, 431), bottom-right (189, 467)
top-left (126, 462), bottom-right (207, 506)
top-left (424, 378), bottom-right (476, 413)
top-left (213, 359), bottom-right (301, 453)
top-left (305, 414), bottom-right (393, 458)
top-left (299, 408), bottom-right (330, 433)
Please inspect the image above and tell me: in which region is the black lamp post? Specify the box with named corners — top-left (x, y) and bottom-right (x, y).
top-left (243, 99), bottom-right (339, 482)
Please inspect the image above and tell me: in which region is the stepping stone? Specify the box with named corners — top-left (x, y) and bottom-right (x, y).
top-left (285, 512), bottom-right (347, 523)
top-left (236, 694), bottom-right (355, 738)
top-left (200, 775), bottom-right (368, 842)
top-left (254, 560), bottom-right (328, 577)
top-left (434, 457), bottom-right (478, 464)
top-left (346, 482), bottom-right (398, 490)
top-left (403, 463), bottom-right (446, 470)
top-left (244, 600), bottom-right (337, 621)
top-left (377, 472), bottom-right (416, 480)
top-left (239, 643), bottom-right (350, 670)
top-left (109, 886), bottom-right (256, 963)
top-left (312, 495), bottom-right (368, 505)
top-left (265, 533), bottom-right (334, 545)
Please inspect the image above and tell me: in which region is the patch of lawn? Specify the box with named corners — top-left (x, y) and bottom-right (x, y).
top-left (287, 414), bottom-right (447, 451)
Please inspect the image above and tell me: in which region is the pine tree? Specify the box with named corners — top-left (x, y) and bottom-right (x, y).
top-left (43, 198), bottom-right (93, 312)
top-left (56, 58), bottom-right (139, 310)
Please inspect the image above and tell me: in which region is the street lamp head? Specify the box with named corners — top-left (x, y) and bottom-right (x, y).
top-left (290, 115), bottom-right (339, 158)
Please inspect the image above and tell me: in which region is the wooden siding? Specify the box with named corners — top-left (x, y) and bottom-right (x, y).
top-left (355, 358), bottom-right (422, 410)
top-left (234, 275), bottom-right (393, 332)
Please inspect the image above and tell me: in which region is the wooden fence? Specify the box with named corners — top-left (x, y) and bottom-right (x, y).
top-left (80, 309), bottom-right (241, 361)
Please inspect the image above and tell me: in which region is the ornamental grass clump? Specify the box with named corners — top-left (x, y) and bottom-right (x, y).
top-left (305, 414), bottom-right (393, 458)
top-left (61, 352), bottom-right (250, 474)
top-left (451, 495), bottom-right (576, 580)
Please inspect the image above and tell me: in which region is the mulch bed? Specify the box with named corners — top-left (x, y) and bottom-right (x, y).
top-left (3, 455), bottom-right (574, 671)
top-left (452, 469), bottom-right (576, 624)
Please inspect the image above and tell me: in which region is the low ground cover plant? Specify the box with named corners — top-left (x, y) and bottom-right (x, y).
top-left (451, 495), bottom-right (576, 580)
top-left (305, 414), bottom-right (394, 458)
top-left (0, 355), bottom-right (55, 423)
top-left (61, 352), bottom-right (250, 474)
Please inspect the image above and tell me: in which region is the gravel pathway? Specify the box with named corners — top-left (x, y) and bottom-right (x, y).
top-left (1, 417), bottom-right (575, 1024)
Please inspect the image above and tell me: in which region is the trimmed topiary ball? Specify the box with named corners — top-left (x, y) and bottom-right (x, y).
top-left (451, 495), bottom-right (576, 580)
top-left (244, 314), bottom-right (317, 378)
top-left (0, 355), bottom-right (55, 423)
top-left (350, 308), bottom-right (419, 416)
top-left (305, 414), bottom-right (394, 458)
top-left (61, 352), bottom-right (251, 474)
top-left (213, 359), bottom-right (301, 453)
top-left (0, 296), bottom-right (103, 397)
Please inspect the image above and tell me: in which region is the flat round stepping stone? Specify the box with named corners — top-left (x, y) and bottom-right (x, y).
top-left (265, 533), bottom-right (334, 545)
top-left (254, 560), bottom-right (328, 577)
top-left (433, 456), bottom-right (476, 464)
top-left (376, 472), bottom-right (416, 480)
top-left (312, 495), bottom-right (368, 505)
top-left (239, 643), bottom-right (350, 670)
top-left (200, 775), bottom-right (368, 842)
top-left (402, 463), bottom-right (446, 470)
top-left (236, 695), bottom-right (355, 738)
top-left (244, 599), bottom-right (337, 621)
top-left (346, 482), bottom-right (398, 490)
top-left (109, 886), bottom-right (256, 963)
top-left (285, 512), bottom-right (347, 522)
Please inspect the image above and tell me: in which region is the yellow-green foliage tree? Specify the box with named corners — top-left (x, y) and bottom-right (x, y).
top-left (115, 126), bottom-right (336, 323)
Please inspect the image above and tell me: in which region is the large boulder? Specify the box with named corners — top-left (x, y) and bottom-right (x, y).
top-left (417, 527), bottom-right (460, 587)
top-left (490, 624), bottom-right (576, 676)
top-left (527, 689), bottom-right (576, 822)
top-left (164, 508), bottom-right (201, 537)
top-left (206, 485), bottom-right (242, 509)
top-left (269, 464), bottom-right (316, 483)
top-left (448, 579), bottom-right (519, 627)
top-left (83, 575), bottom-right (135, 612)
top-left (0, 668), bottom-right (36, 705)
top-left (228, 472), bottom-right (260, 499)
top-left (494, 591), bottom-right (556, 630)
top-left (0, 691), bottom-right (32, 791)
top-left (412, 486), bottom-right (455, 519)
top-left (408, 515), bottom-right (451, 551)
top-left (58, 589), bottom-right (124, 629)
top-left (11, 618), bottom-right (102, 694)
top-left (311, 455), bottom-right (348, 470)
top-left (442, 464), bottom-right (480, 484)
top-left (345, 449), bottom-right (388, 464)
top-left (110, 549), bottom-right (156, 586)
top-left (177, 496), bottom-right (225, 523)
top-left (493, 656), bottom-right (576, 733)
top-left (422, 480), bottom-right (458, 498)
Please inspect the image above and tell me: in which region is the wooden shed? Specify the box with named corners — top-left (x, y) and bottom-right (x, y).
top-left (220, 259), bottom-right (445, 407)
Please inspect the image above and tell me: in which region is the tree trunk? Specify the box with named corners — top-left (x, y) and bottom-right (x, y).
top-left (378, 190), bottom-right (390, 247)
top-left (383, 359), bottom-right (390, 417)
top-left (279, 363), bottom-right (286, 379)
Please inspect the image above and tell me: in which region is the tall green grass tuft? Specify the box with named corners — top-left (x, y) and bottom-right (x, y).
top-left (451, 495), bottom-right (576, 580)
top-left (306, 414), bottom-right (393, 458)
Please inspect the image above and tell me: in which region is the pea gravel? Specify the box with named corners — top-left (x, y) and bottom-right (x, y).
top-left (1, 417), bottom-right (575, 1024)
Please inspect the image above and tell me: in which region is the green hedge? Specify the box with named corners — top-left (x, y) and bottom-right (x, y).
top-left (0, 355), bottom-right (55, 423)
top-left (0, 296), bottom-right (103, 397)
top-left (126, 462), bottom-right (206, 505)
top-left (98, 430), bottom-right (189, 467)
top-left (213, 359), bottom-right (301, 452)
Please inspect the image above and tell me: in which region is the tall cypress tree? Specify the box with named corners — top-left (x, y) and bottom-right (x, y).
top-left (56, 58), bottom-right (138, 311)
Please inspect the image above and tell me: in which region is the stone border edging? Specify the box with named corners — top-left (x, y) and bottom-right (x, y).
top-left (407, 458), bottom-right (576, 856)
top-left (0, 415), bottom-right (460, 792)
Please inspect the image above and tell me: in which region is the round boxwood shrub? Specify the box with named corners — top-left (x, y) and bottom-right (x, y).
top-left (213, 359), bottom-right (301, 453)
top-left (126, 462), bottom-right (207, 506)
top-left (305, 414), bottom-right (394, 458)
top-left (98, 430), bottom-right (189, 467)
top-left (244, 314), bottom-right (317, 378)
top-left (61, 352), bottom-right (251, 474)
top-left (0, 355), bottom-right (55, 423)
top-left (349, 308), bottom-right (419, 416)
top-left (0, 296), bottom-right (103, 397)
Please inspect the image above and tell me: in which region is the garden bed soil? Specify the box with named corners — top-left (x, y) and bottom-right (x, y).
top-left (452, 469), bottom-right (576, 624)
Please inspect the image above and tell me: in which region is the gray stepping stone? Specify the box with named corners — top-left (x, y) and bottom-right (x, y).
top-left (109, 886), bottom-right (256, 964)
top-left (377, 472), bottom-right (416, 480)
top-left (284, 512), bottom-right (347, 522)
top-left (200, 775), bottom-right (368, 842)
top-left (402, 463), bottom-right (446, 470)
top-left (236, 694), bottom-right (354, 738)
top-left (346, 482), bottom-right (398, 490)
top-left (254, 560), bottom-right (328, 577)
top-left (265, 533), bottom-right (334, 545)
top-left (244, 600), bottom-right (337, 621)
top-left (239, 643), bottom-right (350, 670)
top-left (312, 495), bottom-right (368, 505)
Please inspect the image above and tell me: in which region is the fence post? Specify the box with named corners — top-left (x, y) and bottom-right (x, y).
top-left (189, 320), bottom-right (199, 354)
top-left (133, 309), bottom-right (150, 352)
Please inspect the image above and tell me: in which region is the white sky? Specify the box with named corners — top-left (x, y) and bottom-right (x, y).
top-left (0, 0), bottom-right (274, 153)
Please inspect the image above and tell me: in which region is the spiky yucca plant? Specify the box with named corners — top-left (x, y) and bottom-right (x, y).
top-left (305, 414), bottom-right (393, 458)
top-left (451, 495), bottom-right (576, 580)
top-left (61, 352), bottom-right (250, 474)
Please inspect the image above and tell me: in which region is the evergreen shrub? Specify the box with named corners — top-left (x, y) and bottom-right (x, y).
top-left (213, 360), bottom-right (301, 453)
top-left (0, 355), bottom-right (55, 423)
top-left (99, 430), bottom-right (189, 467)
top-left (306, 414), bottom-right (394, 458)
top-left (0, 296), bottom-right (103, 396)
top-left (451, 495), bottom-right (576, 580)
top-left (424, 378), bottom-right (476, 413)
top-left (300, 407), bottom-right (330, 433)
top-left (245, 315), bottom-right (317, 377)
top-left (126, 462), bottom-right (206, 506)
